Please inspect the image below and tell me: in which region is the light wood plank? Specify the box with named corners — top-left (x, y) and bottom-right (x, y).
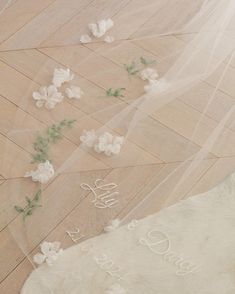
top-left (0, 0), bottom-right (55, 44)
top-left (131, 0), bottom-right (203, 39)
top-left (153, 99), bottom-right (235, 157)
top-left (0, 0), bottom-right (93, 50)
top-left (0, 133), bottom-right (31, 178)
top-left (179, 81), bottom-right (235, 131)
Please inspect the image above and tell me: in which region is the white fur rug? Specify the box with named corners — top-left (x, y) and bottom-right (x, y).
top-left (21, 172), bottom-right (235, 293)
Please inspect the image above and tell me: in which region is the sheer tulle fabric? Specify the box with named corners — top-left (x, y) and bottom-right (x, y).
top-left (1, 0), bottom-right (235, 292)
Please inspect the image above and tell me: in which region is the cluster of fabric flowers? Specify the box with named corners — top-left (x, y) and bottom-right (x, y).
top-left (80, 18), bottom-right (114, 44)
top-left (140, 67), bottom-right (168, 94)
top-left (33, 241), bottom-right (63, 266)
top-left (144, 78), bottom-right (168, 94)
top-left (80, 130), bottom-right (124, 156)
top-left (24, 160), bottom-right (54, 184)
top-left (140, 67), bottom-right (159, 81)
top-left (106, 284), bottom-right (126, 294)
top-left (104, 219), bottom-right (120, 233)
top-left (33, 68), bottom-right (84, 109)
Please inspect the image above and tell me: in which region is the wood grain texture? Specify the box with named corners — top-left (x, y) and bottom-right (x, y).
top-left (0, 1), bottom-right (235, 293)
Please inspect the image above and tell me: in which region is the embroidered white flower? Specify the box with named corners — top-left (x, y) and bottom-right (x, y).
top-left (80, 129), bottom-right (97, 148)
top-left (32, 85), bottom-right (63, 109)
top-left (144, 78), bottom-right (168, 94)
top-left (24, 160), bottom-right (54, 184)
top-left (80, 34), bottom-right (92, 44)
top-left (104, 219), bottom-right (120, 233)
top-left (94, 132), bottom-right (124, 156)
top-left (65, 85), bottom-right (84, 100)
top-left (106, 284), bottom-right (126, 294)
top-left (88, 18), bottom-right (114, 38)
top-left (33, 241), bottom-right (63, 266)
top-left (52, 68), bottom-right (74, 88)
top-left (104, 35), bottom-right (114, 43)
top-left (140, 68), bottom-right (159, 81)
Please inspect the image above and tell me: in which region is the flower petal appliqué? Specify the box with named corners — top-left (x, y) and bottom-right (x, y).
top-left (24, 160), bottom-right (54, 184)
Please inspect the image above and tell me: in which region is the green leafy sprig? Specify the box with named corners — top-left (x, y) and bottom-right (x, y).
top-left (106, 88), bottom-right (126, 97)
top-left (124, 62), bottom-right (139, 76)
top-left (32, 119), bottom-right (76, 163)
top-left (140, 56), bottom-right (155, 66)
top-left (124, 57), bottom-right (156, 76)
top-left (14, 189), bottom-right (42, 221)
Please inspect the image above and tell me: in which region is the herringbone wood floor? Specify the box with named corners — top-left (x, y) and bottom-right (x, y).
top-left (1, 0), bottom-right (235, 293)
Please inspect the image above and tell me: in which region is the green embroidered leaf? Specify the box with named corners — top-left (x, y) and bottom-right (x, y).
top-left (34, 189), bottom-right (42, 202)
top-left (124, 62), bottom-right (139, 76)
top-left (124, 57), bottom-right (156, 77)
top-left (106, 88), bottom-right (126, 97)
top-left (25, 196), bottom-right (32, 205)
top-left (14, 189), bottom-right (43, 222)
top-left (32, 119), bottom-right (76, 163)
top-left (140, 56), bottom-right (155, 66)
top-left (14, 205), bottom-right (24, 213)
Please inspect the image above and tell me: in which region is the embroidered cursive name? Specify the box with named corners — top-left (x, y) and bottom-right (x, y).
top-left (80, 179), bottom-right (119, 209)
top-left (139, 230), bottom-right (199, 276)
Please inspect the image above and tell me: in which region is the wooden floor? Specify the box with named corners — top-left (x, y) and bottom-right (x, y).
top-left (1, 0), bottom-right (235, 293)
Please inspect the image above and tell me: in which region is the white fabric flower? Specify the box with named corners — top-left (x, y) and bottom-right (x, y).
top-left (52, 68), bottom-right (74, 88)
top-left (65, 85), bottom-right (84, 100)
top-left (94, 132), bottom-right (124, 156)
top-left (106, 284), bottom-right (126, 294)
top-left (104, 36), bottom-right (114, 43)
top-left (80, 130), bottom-right (97, 148)
top-left (144, 79), bottom-right (169, 94)
top-left (24, 161), bottom-right (54, 184)
top-left (140, 68), bottom-right (159, 81)
top-left (80, 34), bottom-right (92, 44)
top-left (88, 19), bottom-right (114, 38)
top-left (33, 241), bottom-right (63, 266)
top-left (32, 85), bottom-right (63, 109)
top-left (104, 219), bottom-right (121, 233)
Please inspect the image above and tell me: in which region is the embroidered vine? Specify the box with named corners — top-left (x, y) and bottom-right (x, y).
top-left (106, 88), bottom-right (126, 98)
top-left (31, 119), bottom-right (76, 163)
top-left (124, 61), bottom-right (139, 76)
top-left (14, 189), bottom-right (42, 221)
top-left (140, 56), bottom-right (155, 66)
top-left (124, 57), bottom-right (156, 76)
